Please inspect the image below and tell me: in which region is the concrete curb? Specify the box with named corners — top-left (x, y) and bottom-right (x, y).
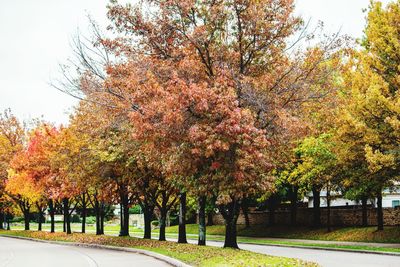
top-left (0, 234), bottom-right (192, 267)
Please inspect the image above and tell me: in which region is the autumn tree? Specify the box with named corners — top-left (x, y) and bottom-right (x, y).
top-left (37, 124), bottom-right (83, 235)
top-left (66, 102), bottom-right (114, 235)
top-left (96, 121), bottom-right (137, 237)
top-left (49, 124), bottom-right (94, 234)
top-left (6, 124), bottom-right (56, 231)
top-left (293, 134), bottom-right (338, 229)
top-left (53, 0), bottom-right (344, 248)
top-left (6, 171), bottom-right (43, 230)
top-left (337, 0), bottom-right (400, 230)
top-left (0, 109), bottom-right (25, 229)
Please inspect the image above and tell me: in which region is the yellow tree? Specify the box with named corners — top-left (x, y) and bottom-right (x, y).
top-left (6, 171), bottom-right (43, 230)
top-left (67, 102), bottom-right (118, 235)
top-left (68, 101), bottom-right (140, 237)
top-left (337, 1), bottom-right (400, 230)
top-left (0, 109), bottom-right (25, 229)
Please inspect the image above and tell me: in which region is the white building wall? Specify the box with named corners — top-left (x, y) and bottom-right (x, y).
top-left (382, 194), bottom-right (400, 208)
top-left (308, 197), bottom-right (360, 208)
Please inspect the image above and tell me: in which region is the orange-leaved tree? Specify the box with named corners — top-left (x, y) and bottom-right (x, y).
top-left (6, 124), bottom-right (56, 231)
top-left (55, 0), bottom-right (344, 248)
top-left (0, 109), bottom-right (25, 229)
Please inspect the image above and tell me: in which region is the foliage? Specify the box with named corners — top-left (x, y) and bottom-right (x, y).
top-left (71, 214), bottom-right (81, 223)
top-left (86, 216), bottom-right (97, 225)
top-left (293, 133), bottom-right (337, 189)
top-left (0, 109), bottom-right (25, 216)
top-left (336, 0), bottom-right (400, 198)
top-left (129, 205), bottom-right (142, 214)
top-left (3, 0), bottom-right (399, 253)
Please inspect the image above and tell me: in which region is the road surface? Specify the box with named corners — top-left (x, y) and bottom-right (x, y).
top-left (0, 236), bottom-right (170, 267)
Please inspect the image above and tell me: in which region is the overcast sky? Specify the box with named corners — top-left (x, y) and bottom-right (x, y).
top-left (0, 0), bottom-right (392, 125)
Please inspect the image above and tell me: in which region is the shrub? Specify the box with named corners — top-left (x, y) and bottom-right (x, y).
top-left (71, 214), bottom-right (81, 223)
top-left (10, 216), bottom-right (24, 223)
top-left (151, 220), bottom-right (159, 227)
top-left (32, 213), bottom-right (43, 223)
top-left (129, 205), bottom-right (142, 214)
top-left (86, 216), bottom-right (96, 224)
top-left (169, 215), bottom-right (178, 226)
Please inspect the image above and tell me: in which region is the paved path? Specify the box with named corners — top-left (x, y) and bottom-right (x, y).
top-left (0, 236), bottom-right (170, 267)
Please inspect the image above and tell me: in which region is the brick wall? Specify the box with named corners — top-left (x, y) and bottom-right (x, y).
top-left (212, 207), bottom-right (400, 226)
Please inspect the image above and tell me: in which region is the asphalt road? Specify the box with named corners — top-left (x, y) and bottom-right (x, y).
top-left (182, 238), bottom-right (400, 267)
top-left (0, 237), bottom-right (170, 267)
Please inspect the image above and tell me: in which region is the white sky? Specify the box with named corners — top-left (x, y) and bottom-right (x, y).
top-left (0, 0), bottom-right (392, 125)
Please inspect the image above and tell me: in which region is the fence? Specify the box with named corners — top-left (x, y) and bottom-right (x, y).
top-left (212, 207), bottom-right (400, 226)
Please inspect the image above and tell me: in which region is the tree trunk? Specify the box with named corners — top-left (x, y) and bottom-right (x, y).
top-left (24, 211), bottom-right (30, 230)
top-left (207, 211), bottom-right (214, 226)
top-left (119, 202), bottom-right (123, 234)
top-left (95, 199), bottom-right (101, 235)
top-left (361, 196), bottom-right (368, 227)
top-left (377, 191), bottom-right (384, 231)
top-left (143, 202), bottom-right (154, 239)
top-left (36, 202), bottom-right (44, 231)
top-left (123, 201), bottom-right (129, 236)
top-left (38, 210), bottom-right (43, 231)
top-left (312, 186), bottom-right (321, 228)
top-left (220, 199), bottom-right (240, 249)
top-left (100, 203), bottom-right (105, 235)
top-left (290, 185), bottom-right (298, 226)
top-left (242, 198), bottom-right (250, 228)
top-left (63, 214), bottom-right (66, 233)
top-left (49, 199), bottom-right (55, 233)
top-left (81, 193), bottom-right (87, 233)
top-left (63, 198), bottom-right (71, 234)
top-left (159, 208), bottom-right (167, 241)
top-left (198, 196), bottom-right (206, 246)
top-left (0, 212), bottom-right (3, 230)
top-left (225, 217), bottom-right (238, 249)
top-left (327, 189), bottom-right (331, 232)
top-left (119, 194), bottom-right (129, 237)
top-left (178, 192), bottom-right (188, 243)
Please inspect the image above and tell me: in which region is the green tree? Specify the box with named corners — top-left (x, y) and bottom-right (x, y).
top-left (292, 133), bottom-right (337, 229)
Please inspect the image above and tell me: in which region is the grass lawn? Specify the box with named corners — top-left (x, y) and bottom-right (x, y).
top-left (160, 224), bottom-right (400, 244)
top-left (0, 230), bottom-right (316, 267)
